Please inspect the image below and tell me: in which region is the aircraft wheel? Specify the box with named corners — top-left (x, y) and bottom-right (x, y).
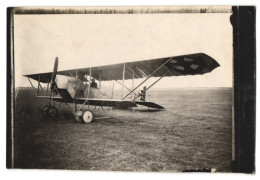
top-left (82, 110), bottom-right (93, 123)
top-left (74, 110), bottom-right (84, 123)
top-left (47, 106), bottom-right (58, 118)
top-left (42, 105), bottom-right (49, 117)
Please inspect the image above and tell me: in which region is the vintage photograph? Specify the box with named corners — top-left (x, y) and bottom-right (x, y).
top-left (10, 6), bottom-right (234, 172)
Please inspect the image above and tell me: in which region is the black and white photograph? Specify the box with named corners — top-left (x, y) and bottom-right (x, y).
top-left (6, 6), bottom-right (255, 174)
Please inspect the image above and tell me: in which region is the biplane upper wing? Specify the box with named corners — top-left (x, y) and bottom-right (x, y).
top-left (24, 53), bottom-right (220, 83)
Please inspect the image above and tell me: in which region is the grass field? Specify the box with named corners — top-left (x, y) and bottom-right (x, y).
top-left (13, 88), bottom-right (232, 172)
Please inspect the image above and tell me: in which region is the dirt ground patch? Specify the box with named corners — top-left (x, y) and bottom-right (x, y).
top-left (14, 88), bottom-right (232, 172)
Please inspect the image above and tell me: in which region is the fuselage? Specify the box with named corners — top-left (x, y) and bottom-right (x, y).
top-left (55, 75), bottom-right (98, 98)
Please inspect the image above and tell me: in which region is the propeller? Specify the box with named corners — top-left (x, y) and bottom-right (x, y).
top-left (49, 57), bottom-right (58, 105)
top-left (50, 57), bottom-right (58, 89)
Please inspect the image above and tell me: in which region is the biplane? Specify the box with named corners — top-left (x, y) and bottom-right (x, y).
top-left (24, 53), bottom-right (220, 123)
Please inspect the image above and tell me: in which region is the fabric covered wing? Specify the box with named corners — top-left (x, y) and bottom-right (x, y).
top-left (75, 98), bottom-right (137, 108)
top-left (24, 53), bottom-right (219, 82)
top-left (38, 96), bottom-right (137, 108)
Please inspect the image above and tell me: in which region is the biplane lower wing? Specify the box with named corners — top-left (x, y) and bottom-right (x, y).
top-left (38, 96), bottom-right (137, 108)
top-left (39, 96), bottom-right (164, 109)
top-left (75, 98), bottom-right (137, 108)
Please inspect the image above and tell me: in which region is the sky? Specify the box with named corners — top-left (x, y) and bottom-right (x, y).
top-left (14, 12), bottom-right (233, 89)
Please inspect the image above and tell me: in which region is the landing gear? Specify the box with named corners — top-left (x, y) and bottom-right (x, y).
top-left (42, 102), bottom-right (94, 123)
top-left (74, 109), bottom-right (93, 123)
top-left (82, 110), bottom-right (93, 123)
top-left (41, 105), bottom-right (58, 118)
top-left (74, 110), bottom-right (84, 123)
top-left (42, 105), bottom-right (49, 117)
top-left (48, 106), bottom-right (58, 117)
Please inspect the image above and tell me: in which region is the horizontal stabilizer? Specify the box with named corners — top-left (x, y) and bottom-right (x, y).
top-left (135, 101), bottom-right (165, 109)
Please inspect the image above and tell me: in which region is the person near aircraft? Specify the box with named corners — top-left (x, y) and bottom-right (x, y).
top-left (90, 78), bottom-right (98, 88)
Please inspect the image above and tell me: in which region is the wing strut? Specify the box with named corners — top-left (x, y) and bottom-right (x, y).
top-left (46, 81), bottom-right (49, 95)
top-left (98, 72), bottom-right (102, 96)
top-left (111, 80), bottom-right (114, 98)
top-left (87, 68), bottom-right (91, 99)
top-left (132, 71), bottom-right (135, 92)
top-left (122, 57), bottom-right (173, 100)
top-left (133, 63), bottom-right (180, 101)
top-left (121, 63), bottom-right (126, 99)
top-left (115, 80), bottom-right (138, 96)
top-left (27, 77), bottom-right (37, 96)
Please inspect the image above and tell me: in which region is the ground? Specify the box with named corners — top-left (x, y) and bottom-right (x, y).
top-left (13, 88), bottom-right (232, 172)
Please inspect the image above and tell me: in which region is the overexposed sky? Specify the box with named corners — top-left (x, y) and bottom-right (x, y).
top-left (14, 12), bottom-right (232, 88)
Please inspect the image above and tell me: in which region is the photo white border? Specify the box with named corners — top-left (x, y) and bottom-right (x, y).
top-left (1, 0), bottom-right (258, 180)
